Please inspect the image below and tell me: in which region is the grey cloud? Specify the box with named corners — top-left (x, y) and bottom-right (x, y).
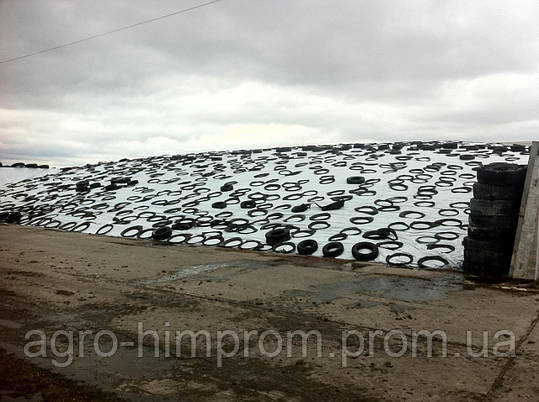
top-left (0, 0), bottom-right (538, 166)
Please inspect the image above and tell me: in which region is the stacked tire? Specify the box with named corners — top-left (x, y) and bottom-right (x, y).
top-left (463, 163), bottom-right (527, 280)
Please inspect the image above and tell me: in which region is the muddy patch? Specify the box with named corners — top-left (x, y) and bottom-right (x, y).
top-left (0, 348), bottom-right (123, 401)
top-left (136, 259), bottom-right (275, 285)
top-left (167, 353), bottom-right (378, 401)
top-left (279, 274), bottom-right (463, 306)
top-left (351, 275), bottom-right (463, 302)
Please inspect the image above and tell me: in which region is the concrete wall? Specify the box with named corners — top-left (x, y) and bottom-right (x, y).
top-left (510, 141), bottom-right (539, 281)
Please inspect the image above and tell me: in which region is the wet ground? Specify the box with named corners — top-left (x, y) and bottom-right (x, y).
top-left (0, 225), bottom-right (538, 401)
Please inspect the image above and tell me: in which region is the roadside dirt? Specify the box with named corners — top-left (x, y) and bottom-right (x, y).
top-left (0, 348), bottom-right (123, 402)
top-left (0, 225), bottom-right (537, 401)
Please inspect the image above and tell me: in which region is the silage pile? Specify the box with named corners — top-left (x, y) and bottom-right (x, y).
top-left (0, 141), bottom-right (529, 268)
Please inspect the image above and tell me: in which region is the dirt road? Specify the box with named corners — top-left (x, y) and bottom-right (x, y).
top-left (0, 225), bottom-right (537, 401)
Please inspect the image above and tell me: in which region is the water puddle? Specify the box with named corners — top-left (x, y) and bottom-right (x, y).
top-left (281, 275), bottom-right (462, 305)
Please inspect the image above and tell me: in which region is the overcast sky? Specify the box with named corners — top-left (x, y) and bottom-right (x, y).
top-left (0, 0), bottom-right (538, 166)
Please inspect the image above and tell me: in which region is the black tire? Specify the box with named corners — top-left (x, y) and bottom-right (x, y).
top-left (297, 239), bottom-right (318, 255)
top-left (510, 144), bottom-right (526, 152)
top-left (168, 234), bottom-right (191, 244)
top-left (417, 256), bottom-right (449, 268)
top-left (473, 183), bottom-right (523, 200)
top-left (477, 163), bottom-right (527, 186)
top-left (322, 242), bottom-right (344, 258)
top-left (426, 244), bottom-right (455, 253)
top-left (377, 240), bottom-right (403, 250)
top-left (6, 212), bottom-right (22, 223)
top-left (350, 216), bottom-right (374, 225)
top-left (44, 219), bottom-right (61, 229)
top-left (469, 198), bottom-right (520, 216)
top-left (410, 220), bottom-right (441, 230)
top-left (71, 222), bottom-right (91, 233)
top-left (468, 214), bottom-right (517, 228)
top-left (212, 201), bottom-right (227, 209)
top-left (467, 225), bottom-right (516, 242)
top-left (76, 180), bottom-right (89, 189)
top-left (111, 177), bottom-right (130, 184)
top-left (226, 218), bottom-right (251, 232)
top-left (221, 237), bottom-right (243, 248)
top-left (318, 200), bottom-right (345, 211)
top-left (463, 236), bottom-right (514, 253)
top-left (152, 226), bottom-right (172, 241)
top-left (462, 260), bottom-right (509, 279)
top-left (272, 242), bottom-right (296, 254)
top-left (265, 228), bottom-right (291, 245)
top-left (347, 176), bottom-right (365, 185)
top-left (328, 232), bottom-right (347, 242)
top-left (238, 239), bottom-right (261, 250)
top-left (95, 224), bottom-right (114, 235)
top-left (291, 203), bottom-right (310, 213)
top-left (441, 142), bottom-right (458, 149)
top-left (351, 242), bottom-right (379, 261)
top-left (386, 253), bottom-right (413, 266)
top-left (355, 206), bottom-right (379, 215)
top-left (172, 220), bottom-right (195, 230)
top-left (240, 200), bottom-right (256, 209)
top-left (463, 248), bottom-right (512, 267)
top-left (121, 225), bottom-right (143, 238)
top-left (363, 228), bottom-right (397, 240)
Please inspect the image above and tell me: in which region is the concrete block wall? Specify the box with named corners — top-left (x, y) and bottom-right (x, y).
top-left (510, 141), bottom-right (539, 281)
